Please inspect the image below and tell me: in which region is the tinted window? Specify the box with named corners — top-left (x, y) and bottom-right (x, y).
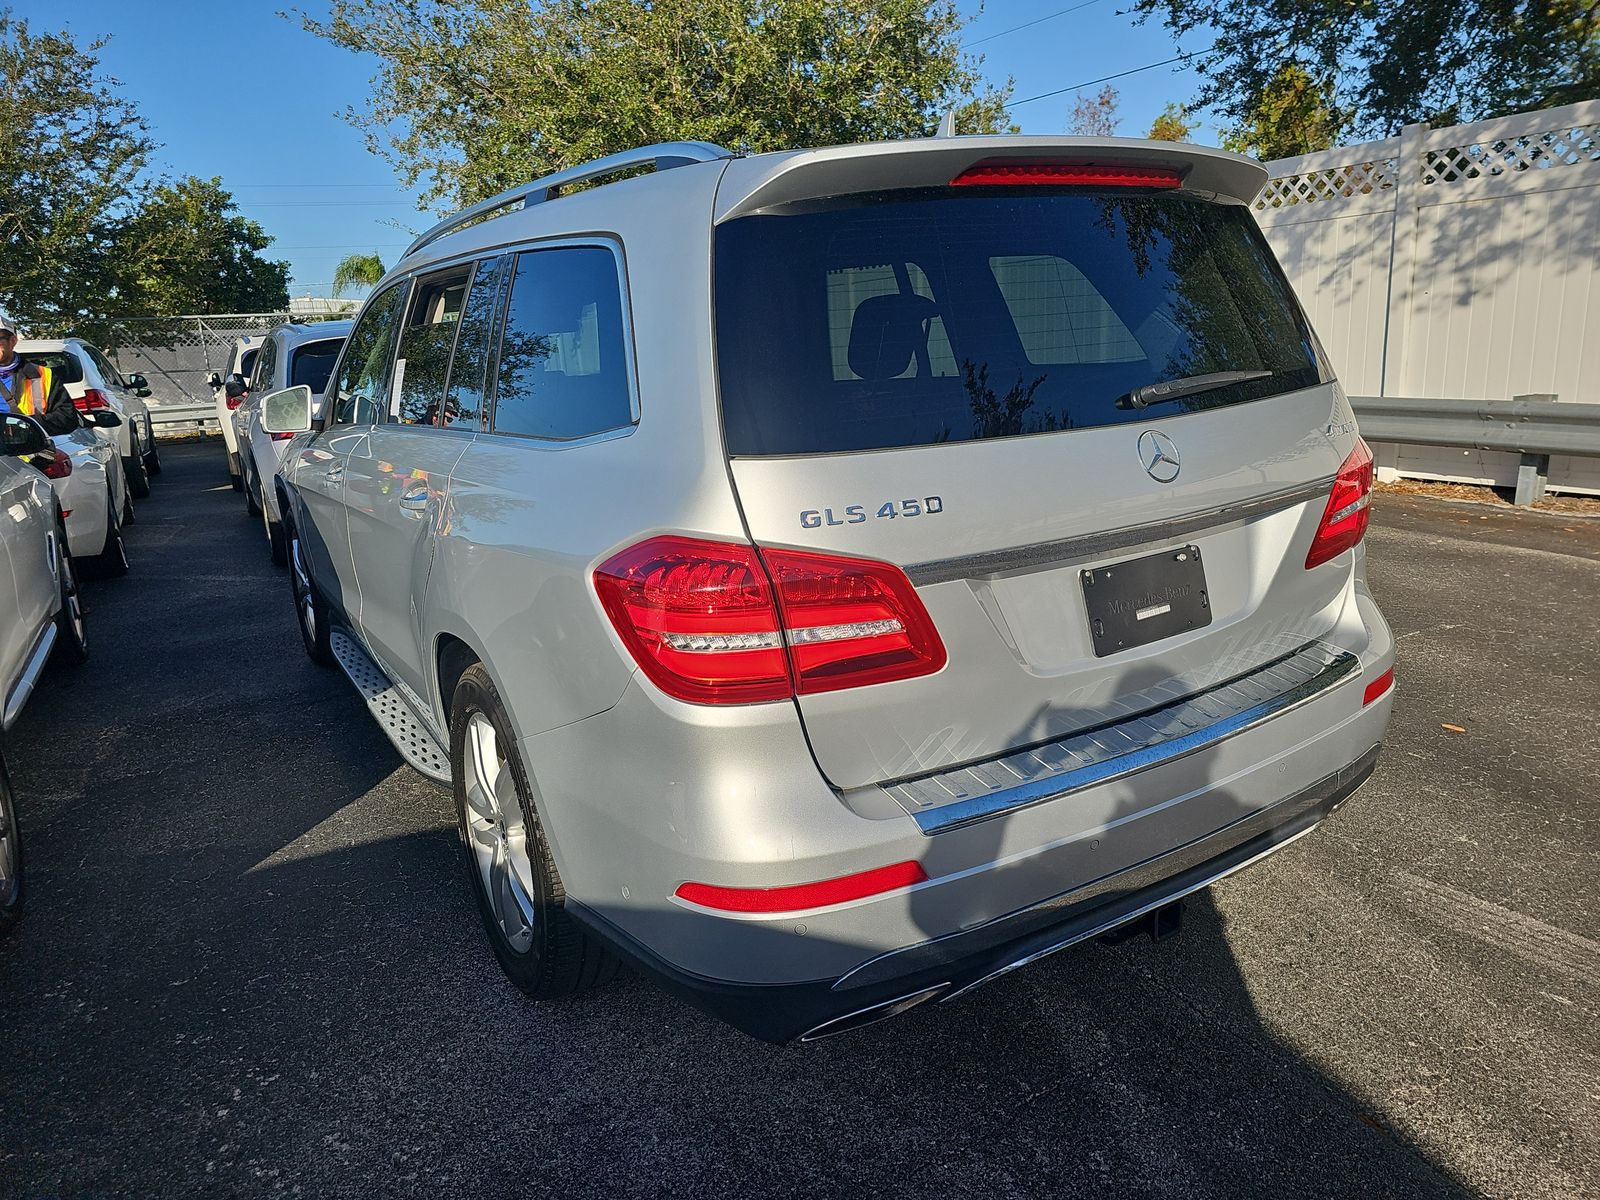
top-left (715, 190), bottom-right (1324, 456)
top-left (394, 269), bottom-right (470, 425)
top-left (250, 338), bottom-right (277, 392)
top-left (491, 247), bottom-right (632, 440)
top-left (85, 345), bottom-right (124, 387)
top-left (290, 338), bottom-right (343, 395)
top-left (237, 348), bottom-right (260, 382)
top-left (440, 257), bottom-right (504, 430)
top-left (332, 282), bottom-right (408, 425)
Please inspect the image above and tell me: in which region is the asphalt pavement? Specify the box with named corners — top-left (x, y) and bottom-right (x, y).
top-left (1, 441), bottom-right (1596, 1199)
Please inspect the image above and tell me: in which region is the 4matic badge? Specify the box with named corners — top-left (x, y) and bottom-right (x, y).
top-left (799, 496), bottom-right (944, 529)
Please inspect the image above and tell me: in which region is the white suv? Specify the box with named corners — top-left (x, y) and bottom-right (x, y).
top-left (15, 338), bottom-right (159, 499)
top-left (263, 137), bottom-right (1396, 1043)
top-left (207, 336), bottom-right (267, 491)
top-left (233, 320), bottom-right (352, 565)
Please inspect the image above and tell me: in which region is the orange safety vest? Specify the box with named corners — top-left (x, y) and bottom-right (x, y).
top-left (4, 363), bottom-right (50, 417)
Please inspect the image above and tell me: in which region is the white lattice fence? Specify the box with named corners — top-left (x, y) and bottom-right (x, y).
top-left (1255, 100), bottom-right (1600, 495)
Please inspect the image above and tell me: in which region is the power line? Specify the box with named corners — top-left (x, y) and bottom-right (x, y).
top-left (1004, 53), bottom-right (1199, 109)
top-left (968, 0), bottom-right (1111, 48)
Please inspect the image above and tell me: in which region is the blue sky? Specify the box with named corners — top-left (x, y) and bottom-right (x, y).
top-left (28, 1), bottom-right (1214, 298)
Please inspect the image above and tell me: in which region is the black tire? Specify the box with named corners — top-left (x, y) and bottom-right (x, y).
top-left (95, 493), bottom-right (129, 578)
top-left (286, 518), bottom-right (333, 666)
top-left (124, 431), bottom-right (151, 499)
top-left (244, 459), bottom-right (262, 517)
top-left (449, 663), bottom-right (618, 998)
top-left (0, 750), bottom-right (22, 935)
top-left (228, 449), bottom-right (243, 492)
top-left (264, 500), bottom-right (287, 568)
top-left (52, 517), bottom-right (88, 664)
top-left (145, 425), bottom-right (162, 476)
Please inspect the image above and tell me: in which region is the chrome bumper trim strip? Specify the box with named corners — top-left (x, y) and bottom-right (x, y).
top-left (886, 641), bottom-right (1360, 835)
top-left (905, 476), bottom-right (1334, 586)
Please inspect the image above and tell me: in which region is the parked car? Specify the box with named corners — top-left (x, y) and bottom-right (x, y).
top-left (39, 412), bottom-right (132, 577)
top-left (16, 338), bottom-right (160, 499)
top-left (207, 336), bottom-right (266, 492)
top-left (0, 411), bottom-right (92, 932)
top-left (232, 321), bottom-right (352, 566)
top-left (264, 137), bottom-right (1397, 1043)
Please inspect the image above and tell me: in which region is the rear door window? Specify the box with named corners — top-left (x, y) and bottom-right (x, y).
top-left (490, 246), bottom-right (632, 441)
top-left (714, 190), bottom-right (1324, 456)
top-left (394, 268), bottom-right (471, 425)
top-left (439, 257), bottom-right (505, 430)
top-left (289, 338), bottom-right (343, 394)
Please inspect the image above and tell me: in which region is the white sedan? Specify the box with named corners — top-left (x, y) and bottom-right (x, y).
top-left (1, 411), bottom-right (91, 931)
top-left (34, 412), bottom-right (133, 577)
top-left (16, 338), bottom-right (160, 500)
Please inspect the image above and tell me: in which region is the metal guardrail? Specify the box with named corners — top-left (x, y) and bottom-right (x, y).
top-left (1349, 393), bottom-right (1600, 505)
top-left (147, 403), bottom-right (219, 437)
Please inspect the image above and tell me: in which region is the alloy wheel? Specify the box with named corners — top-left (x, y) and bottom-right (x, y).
top-left (290, 533), bottom-right (316, 643)
top-left (461, 712), bottom-right (537, 953)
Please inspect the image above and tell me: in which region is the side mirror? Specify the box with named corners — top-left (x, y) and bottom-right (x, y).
top-left (206, 371), bottom-right (222, 389)
top-left (224, 375), bottom-right (248, 399)
top-left (262, 386), bottom-right (313, 436)
top-left (86, 409), bottom-right (123, 428)
top-left (1, 413), bottom-right (51, 457)
top-left (126, 373), bottom-right (149, 389)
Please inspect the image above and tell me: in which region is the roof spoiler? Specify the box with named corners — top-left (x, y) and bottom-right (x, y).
top-left (712, 137), bottom-right (1268, 223)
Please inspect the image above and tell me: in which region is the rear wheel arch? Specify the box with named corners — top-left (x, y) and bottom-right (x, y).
top-left (435, 633), bottom-right (481, 727)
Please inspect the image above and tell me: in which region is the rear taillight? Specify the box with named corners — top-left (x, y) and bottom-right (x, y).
top-left (1363, 667), bottom-right (1395, 705)
top-left (270, 430), bottom-right (293, 441)
top-left (951, 160), bottom-right (1183, 188)
top-left (39, 449), bottom-right (72, 479)
top-left (593, 536), bottom-right (946, 705)
top-left (226, 393), bottom-right (246, 411)
top-left (72, 388), bottom-right (111, 412)
top-left (1306, 439), bottom-right (1374, 569)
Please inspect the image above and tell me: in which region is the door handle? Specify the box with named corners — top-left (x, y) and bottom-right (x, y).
top-left (325, 464), bottom-right (345, 483)
top-left (398, 484), bottom-right (430, 515)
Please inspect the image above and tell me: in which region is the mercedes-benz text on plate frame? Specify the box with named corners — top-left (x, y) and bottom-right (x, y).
top-left (1139, 429), bottom-right (1182, 483)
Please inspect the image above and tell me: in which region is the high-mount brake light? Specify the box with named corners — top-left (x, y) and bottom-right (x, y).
top-left (675, 861), bottom-right (929, 913)
top-left (1306, 438), bottom-right (1374, 569)
top-left (72, 388), bottom-right (111, 412)
top-left (594, 536), bottom-right (946, 705)
top-left (951, 160), bottom-right (1184, 189)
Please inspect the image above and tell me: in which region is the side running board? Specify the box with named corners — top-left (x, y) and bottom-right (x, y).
top-left (330, 629), bottom-right (452, 783)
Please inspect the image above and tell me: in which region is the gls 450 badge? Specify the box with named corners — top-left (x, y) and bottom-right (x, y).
top-left (800, 497), bottom-right (944, 529)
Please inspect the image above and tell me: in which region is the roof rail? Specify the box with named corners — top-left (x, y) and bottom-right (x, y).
top-left (402, 141), bottom-right (734, 259)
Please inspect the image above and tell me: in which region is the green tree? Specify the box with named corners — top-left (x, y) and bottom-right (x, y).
top-left (1218, 64), bottom-right (1345, 160)
top-left (300, 0), bottom-right (1015, 210)
top-left (1133, 0), bottom-right (1600, 145)
top-left (1147, 102), bottom-right (1196, 142)
top-left (0, 14), bottom-right (153, 336)
top-left (1068, 85), bottom-right (1120, 137)
top-left (111, 176), bottom-right (290, 321)
top-left (332, 253), bottom-right (387, 297)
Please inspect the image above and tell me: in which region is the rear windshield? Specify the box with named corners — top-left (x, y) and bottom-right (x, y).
top-left (290, 338), bottom-right (342, 394)
top-left (20, 352), bottom-right (83, 384)
top-left (714, 189), bottom-right (1325, 456)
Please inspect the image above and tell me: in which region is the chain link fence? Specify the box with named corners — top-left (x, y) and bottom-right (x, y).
top-left (108, 311), bottom-right (350, 408)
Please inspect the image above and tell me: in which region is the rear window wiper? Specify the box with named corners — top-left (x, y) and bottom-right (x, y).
top-left (1115, 370), bottom-right (1274, 410)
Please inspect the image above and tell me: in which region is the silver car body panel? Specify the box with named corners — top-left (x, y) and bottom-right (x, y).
top-left (279, 137), bottom-right (1396, 1020)
top-left (0, 453), bottom-right (61, 730)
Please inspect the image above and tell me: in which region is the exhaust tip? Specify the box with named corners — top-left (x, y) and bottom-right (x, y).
top-left (797, 983), bottom-right (950, 1043)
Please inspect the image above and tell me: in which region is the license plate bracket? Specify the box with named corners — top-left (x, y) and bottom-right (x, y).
top-left (1081, 545), bottom-right (1211, 657)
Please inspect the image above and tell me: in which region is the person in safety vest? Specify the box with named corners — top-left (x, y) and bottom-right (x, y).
top-left (0, 318), bottom-right (82, 435)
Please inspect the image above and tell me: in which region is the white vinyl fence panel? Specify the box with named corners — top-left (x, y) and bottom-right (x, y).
top-left (1255, 101), bottom-right (1600, 494)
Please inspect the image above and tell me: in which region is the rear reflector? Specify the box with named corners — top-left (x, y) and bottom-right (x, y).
top-left (951, 160), bottom-right (1183, 189)
top-left (675, 861), bottom-right (929, 913)
top-left (1362, 667), bottom-right (1395, 705)
top-left (1306, 438), bottom-right (1374, 568)
top-left (594, 536), bottom-right (946, 705)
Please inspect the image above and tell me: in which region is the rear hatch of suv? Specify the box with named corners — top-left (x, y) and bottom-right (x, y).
top-left (709, 143), bottom-right (1361, 794)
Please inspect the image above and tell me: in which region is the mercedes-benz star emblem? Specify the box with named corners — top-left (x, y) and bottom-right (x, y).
top-left (1138, 429), bottom-right (1182, 483)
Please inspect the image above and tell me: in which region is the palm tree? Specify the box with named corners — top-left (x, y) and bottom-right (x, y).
top-left (331, 252), bottom-right (387, 297)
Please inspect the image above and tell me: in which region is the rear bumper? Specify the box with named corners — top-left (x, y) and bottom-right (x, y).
top-left (574, 744), bottom-right (1380, 1043)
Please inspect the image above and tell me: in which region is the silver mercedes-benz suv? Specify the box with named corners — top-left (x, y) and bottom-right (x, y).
top-left (263, 136), bottom-right (1395, 1042)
